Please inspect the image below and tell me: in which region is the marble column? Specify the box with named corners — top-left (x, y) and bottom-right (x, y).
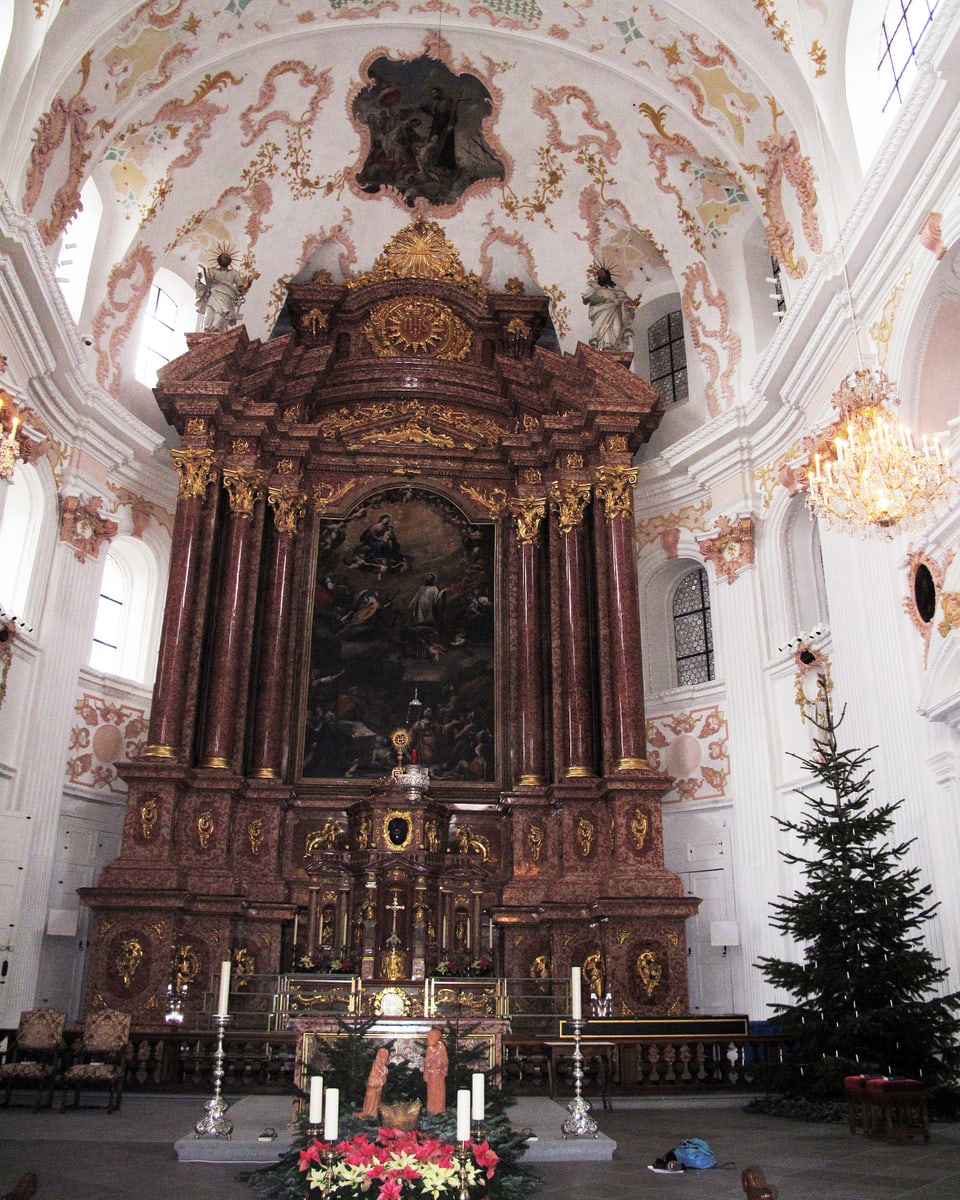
top-left (510, 497), bottom-right (548, 785)
top-left (199, 468), bottom-right (264, 768)
top-left (249, 485), bottom-right (305, 779)
top-left (145, 448), bottom-right (218, 757)
top-left (550, 482), bottom-right (596, 777)
top-left (595, 465), bottom-right (647, 769)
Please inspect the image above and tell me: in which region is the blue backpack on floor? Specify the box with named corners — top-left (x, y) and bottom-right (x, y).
top-left (672, 1138), bottom-right (716, 1169)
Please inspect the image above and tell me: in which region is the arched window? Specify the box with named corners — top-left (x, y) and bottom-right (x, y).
top-left (647, 311), bottom-right (688, 406)
top-left (135, 269), bottom-right (195, 388)
top-left (0, 460), bottom-right (46, 621)
top-left (878, 0), bottom-right (941, 113)
top-left (89, 553), bottom-right (125, 675)
top-left (55, 179), bottom-right (103, 325)
top-left (88, 538), bottom-right (162, 684)
top-left (673, 567), bottom-right (714, 686)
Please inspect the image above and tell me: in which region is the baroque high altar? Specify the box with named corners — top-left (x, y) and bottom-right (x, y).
top-left (81, 222), bottom-right (698, 1028)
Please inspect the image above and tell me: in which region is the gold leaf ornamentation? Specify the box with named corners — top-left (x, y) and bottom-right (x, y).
top-left (365, 296), bottom-right (471, 360)
top-left (171, 448), bottom-right (217, 501)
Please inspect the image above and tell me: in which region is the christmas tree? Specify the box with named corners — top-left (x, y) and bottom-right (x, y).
top-left (758, 691), bottom-right (960, 1097)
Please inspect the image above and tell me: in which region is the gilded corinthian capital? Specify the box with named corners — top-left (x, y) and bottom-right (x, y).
top-left (508, 496), bottom-right (547, 544)
top-left (170, 447), bottom-right (217, 500)
top-left (549, 481), bottom-right (592, 535)
top-left (222, 467), bottom-right (265, 518)
top-left (267, 485), bottom-right (307, 535)
top-left (595, 464), bottom-right (639, 520)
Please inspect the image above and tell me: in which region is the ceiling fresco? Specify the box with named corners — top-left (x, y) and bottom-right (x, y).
top-left (1, 1), bottom-right (850, 445)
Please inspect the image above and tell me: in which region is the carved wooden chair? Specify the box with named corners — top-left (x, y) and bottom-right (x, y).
top-left (0, 1007), bottom-right (66, 1110)
top-left (60, 1007), bottom-right (132, 1113)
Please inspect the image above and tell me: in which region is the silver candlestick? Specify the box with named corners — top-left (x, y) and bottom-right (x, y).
top-left (561, 1017), bottom-right (598, 1138)
top-left (195, 1013), bottom-right (233, 1138)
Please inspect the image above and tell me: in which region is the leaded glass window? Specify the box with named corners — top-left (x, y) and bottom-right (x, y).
top-left (673, 567), bottom-right (714, 686)
top-left (648, 311), bottom-right (688, 406)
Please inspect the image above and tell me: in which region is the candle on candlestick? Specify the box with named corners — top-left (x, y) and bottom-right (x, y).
top-left (309, 1074), bottom-right (324, 1126)
top-left (456, 1089), bottom-right (471, 1142)
top-left (471, 1072), bottom-right (485, 1121)
top-left (216, 959), bottom-right (231, 1017)
top-left (570, 966), bottom-right (582, 1020)
top-left (324, 1086), bottom-right (339, 1141)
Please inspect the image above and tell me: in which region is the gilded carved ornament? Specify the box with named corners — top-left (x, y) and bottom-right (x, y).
top-left (550, 481), bottom-right (591, 535)
top-left (268, 486), bottom-right (307, 535)
top-left (234, 947), bottom-right (256, 985)
top-left (458, 484), bottom-right (508, 517)
top-left (173, 944), bottom-right (200, 993)
top-left (276, 458), bottom-right (295, 475)
top-left (509, 497), bottom-right (546, 544)
top-left (353, 421), bottom-right (456, 450)
top-left (630, 807), bottom-right (648, 851)
top-left (59, 495), bottom-right (119, 563)
top-left (576, 816), bottom-right (595, 857)
top-left (365, 296), bottom-right (471, 360)
top-left (939, 592), bottom-right (960, 638)
top-left (232, 439), bottom-right (251, 456)
top-left (301, 307), bottom-right (328, 337)
top-left (305, 820), bottom-right (341, 855)
top-left (139, 796), bottom-right (159, 840)
top-left (595, 465), bottom-right (638, 520)
top-left (319, 400), bottom-right (506, 446)
top-left (197, 810), bottom-right (214, 850)
top-left (615, 928), bottom-right (629, 946)
top-left (171, 447), bottom-right (217, 501)
top-left (565, 452), bottom-right (584, 470)
top-left (521, 468), bottom-right (542, 485)
top-left (348, 219), bottom-right (487, 299)
top-left (635, 949), bottom-right (662, 997)
top-left (222, 467), bottom-right (264, 519)
top-left (248, 818), bottom-right (265, 856)
top-left (604, 436), bottom-right (628, 454)
top-left (527, 823), bottom-right (544, 861)
top-left (697, 516), bottom-right (755, 585)
top-left (185, 418), bottom-right (206, 436)
top-left (313, 481), bottom-right (354, 514)
top-left (666, 931), bottom-right (679, 947)
top-left (116, 937), bottom-right (144, 989)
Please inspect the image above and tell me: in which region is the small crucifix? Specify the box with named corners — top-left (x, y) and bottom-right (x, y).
top-left (387, 892), bottom-right (405, 939)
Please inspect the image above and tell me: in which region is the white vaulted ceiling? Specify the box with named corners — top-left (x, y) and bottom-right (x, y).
top-left (0, 2), bottom-right (876, 450)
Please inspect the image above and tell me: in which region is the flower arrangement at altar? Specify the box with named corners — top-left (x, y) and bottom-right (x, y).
top-left (466, 957), bottom-right (493, 977)
top-left (299, 1128), bottom-right (499, 1199)
top-left (329, 955), bottom-right (355, 974)
top-left (432, 959), bottom-right (463, 977)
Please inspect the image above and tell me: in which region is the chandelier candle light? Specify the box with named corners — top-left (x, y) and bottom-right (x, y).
top-left (0, 393), bottom-right (21, 482)
top-left (806, 368), bottom-right (956, 538)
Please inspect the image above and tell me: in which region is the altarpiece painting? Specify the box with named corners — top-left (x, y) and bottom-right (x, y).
top-left (303, 488), bottom-right (496, 782)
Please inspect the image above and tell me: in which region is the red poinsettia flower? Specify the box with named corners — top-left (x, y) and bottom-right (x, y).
top-left (376, 1178), bottom-right (403, 1200)
top-left (470, 1139), bottom-right (501, 1178)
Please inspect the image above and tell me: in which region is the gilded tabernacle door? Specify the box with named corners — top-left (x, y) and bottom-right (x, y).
top-left (302, 486), bottom-right (497, 783)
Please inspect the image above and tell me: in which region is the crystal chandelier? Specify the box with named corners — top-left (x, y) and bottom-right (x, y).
top-left (806, 368), bottom-right (956, 538)
top-left (0, 392), bottom-right (21, 481)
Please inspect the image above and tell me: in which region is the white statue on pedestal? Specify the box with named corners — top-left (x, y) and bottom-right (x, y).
top-left (195, 250), bottom-right (248, 333)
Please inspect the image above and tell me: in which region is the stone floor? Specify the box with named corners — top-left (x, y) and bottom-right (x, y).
top-left (1, 1092), bottom-right (958, 1199)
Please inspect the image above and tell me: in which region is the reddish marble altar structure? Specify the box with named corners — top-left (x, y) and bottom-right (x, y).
top-left (80, 222), bottom-right (697, 1029)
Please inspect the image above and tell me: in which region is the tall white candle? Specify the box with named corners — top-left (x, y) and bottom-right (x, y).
top-left (309, 1075), bottom-right (324, 1126)
top-left (324, 1086), bottom-right (339, 1141)
top-left (456, 1089), bottom-right (471, 1142)
top-left (216, 959), bottom-right (231, 1017)
top-left (570, 966), bottom-right (582, 1020)
top-left (471, 1071), bottom-right (485, 1121)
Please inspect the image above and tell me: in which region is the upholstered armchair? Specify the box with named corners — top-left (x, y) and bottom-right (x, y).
top-left (60, 1008), bottom-right (132, 1113)
top-left (0, 1007), bottom-right (66, 1110)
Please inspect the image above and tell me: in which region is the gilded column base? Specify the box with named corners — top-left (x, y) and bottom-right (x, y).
top-left (564, 765), bottom-right (594, 778)
top-left (200, 757), bottom-right (231, 769)
top-left (616, 757), bottom-right (648, 771)
top-left (517, 774), bottom-right (546, 786)
top-left (251, 767), bottom-right (280, 780)
top-left (143, 744), bottom-right (177, 759)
